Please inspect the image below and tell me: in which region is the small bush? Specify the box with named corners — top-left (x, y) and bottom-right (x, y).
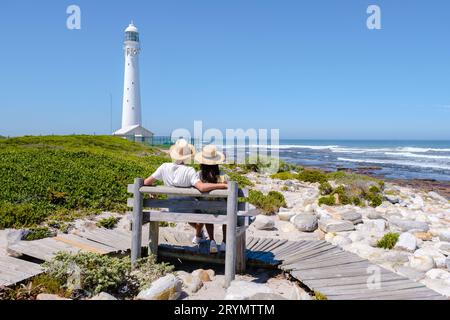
top-left (318, 195), bottom-right (336, 206)
top-left (43, 252), bottom-right (131, 296)
top-left (281, 186), bottom-right (289, 191)
top-left (96, 217), bottom-right (119, 229)
top-left (129, 255), bottom-right (174, 290)
top-left (270, 171), bottom-right (296, 180)
top-left (319, 181), bottom-right (333, 195)
top-left (248, 190), bottom-right (287, 215)
top-left (23, 227), bottom-right (54, 241)
top-left (297, 169), bottom-right (327, 183)
top-left (314, 291), bottom-right (328, 300)
top-left (332, 186), bottom-right (352, 205)
top-left (376, 233), bottom-right (399, 249)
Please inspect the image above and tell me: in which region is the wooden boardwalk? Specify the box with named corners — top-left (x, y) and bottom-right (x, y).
top-left (1, 229), bottom-right (448, 300)
top-left (247, 237), bottom-right (447, 300)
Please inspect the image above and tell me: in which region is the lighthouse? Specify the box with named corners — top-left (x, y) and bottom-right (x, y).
top-left (114, 22), bottom-right (153, 142)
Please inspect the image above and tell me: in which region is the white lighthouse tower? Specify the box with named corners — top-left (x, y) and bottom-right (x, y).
top-left (114, 22), bottom-right (153, 142)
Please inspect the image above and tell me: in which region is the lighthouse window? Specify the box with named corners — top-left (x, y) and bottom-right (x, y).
top-left (125, 31), bottom-right (139, 42)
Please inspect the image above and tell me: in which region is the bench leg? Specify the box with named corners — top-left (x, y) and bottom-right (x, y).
top-left (131, 178), bottom-right (144, 265)
top-left (236, 227), bottom-right (247, 274)
top-left (224, 181), bottom-right (238, 288)
top-left (148, 221), bottom-right (159, 257)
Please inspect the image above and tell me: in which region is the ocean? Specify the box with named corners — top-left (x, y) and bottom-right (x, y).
top-left (273, 140), bottom-right (450, 182)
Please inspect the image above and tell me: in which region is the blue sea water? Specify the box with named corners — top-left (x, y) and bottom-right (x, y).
top-left (274, 140), bottom-right (450, 181)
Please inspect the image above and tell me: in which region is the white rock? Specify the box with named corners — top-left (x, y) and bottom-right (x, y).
top-left (436, 242), bottom-right (450, 256)
top-left (277, 211), bottom-right (296, 222)
top-left (349, 232), bottom-right (365, 243)
top-left (90, 292), bottom-right (117, 300)
top-left (136, 274), bottom-right (182, 300)
top-left (36, 294), bottom-right (71, 300)
top-left (253, 215), bottom-right (275, 230)
top-left (292, 214), bottom-right (318, 232)
top-left (394, 233), bottom-right (417, 252)
top-left (389, 217), bottom-right (429, 232)
top-left (225, 280), bottom-right (273, 300)
top-left (364, 219), bottom-right (387, 232)
top-left (396, 266), bottom-right (426, 282)
top-left (447, 257), bottom-right (450, 271)
top-left (409, 255), bottom-right (435, 272)
top-left (331, 235), bottom-right (352, 247)
top-left (438, 230), bottom-right (450, 242)
top-left (177, 272), bottom-right (203, 294)
top-left (428, 191), bottom-right (448, 203)
top-left (318, 219), bottom-right (355, 233)
top-left (421, 279), bottom-right (450, 297)
top-left (425, 269), bottom-right (450, 280)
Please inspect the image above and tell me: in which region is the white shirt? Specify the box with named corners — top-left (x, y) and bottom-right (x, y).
top-left (151, 163), bottom-right (200, 187)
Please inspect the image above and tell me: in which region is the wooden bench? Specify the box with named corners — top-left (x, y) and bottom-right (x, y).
top-left (127, 179), bottom-right (251, 287)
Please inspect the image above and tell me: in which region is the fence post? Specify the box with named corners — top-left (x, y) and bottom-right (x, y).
top-left (224, 181), bottom-right (238, 288)
top-left (131, 178), bottom-right (144, 265)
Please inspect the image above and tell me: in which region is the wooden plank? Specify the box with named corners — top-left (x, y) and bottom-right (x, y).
top-left (139, 186), bottom-right (229, 198)
top-left (319, 280), bottom-right (426, 296)
top-left (73, 230), bottom-right (129, 251)
top-left (148, 221), bottom-right (159, 256)
top-left (7, 242), bottom-right (56, 261)
top-left (328, 287), bottom-right (444, 300)
top-left (0, 256), bottom-right (42, 274)
top-left (143, 211), bottom-right (229, 225)
top-left (53, 234), bottom-right (115, 254)
top-left (303, 272), bottom-right (402, 288)
top-left (127, 184), bottom-right (135, 193)
top-left (245, 237), bottom-right (258, 250)
top-left (128, 198), bottom-right (248, 212)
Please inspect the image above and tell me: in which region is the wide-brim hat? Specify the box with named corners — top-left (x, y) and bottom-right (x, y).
top-left (195, 145), bottom-right (225, 165)
top-left (169, 139), bottom-right (196, 162)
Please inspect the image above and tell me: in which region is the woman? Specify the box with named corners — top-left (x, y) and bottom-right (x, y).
top-left (194, 144), bottom-right (228, 254)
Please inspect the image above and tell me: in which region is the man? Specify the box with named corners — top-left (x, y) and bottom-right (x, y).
top-left (144, 139), bottom-right (227, 253)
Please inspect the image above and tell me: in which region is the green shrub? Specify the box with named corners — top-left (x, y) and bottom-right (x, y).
top-left (314, 291), bottom-right (328, 300)
top-left (376, 233), bottom-right (399, 249)
top-left (223, 170), bottom-right (254, 188)
top-left (96, 217), bottom-right (119, 229)
top-left (332, 186), bottom-right (352, 205)
top-left (42, 252), bottom-right (174, 297)
top-left (270, 171), bottom-right (296, 180)
top-left (318, 195), bottom-right (336, 206)
top-left (319, 181), bottom-right (333, 195)
top-left (0, 135), bottom-right (169, 228)
top-left (43, 252), bottom-right (132, 296)
top-left (248, 190), bottom-right (286, 215)
top-left (23, 227), bottom-right (54, 241)
top-left (297, 169), bottom-right (327, 183)
top-left (159, 221), bottom-right (176, 227)
top-left (281, 186), bottom-right (289, 191)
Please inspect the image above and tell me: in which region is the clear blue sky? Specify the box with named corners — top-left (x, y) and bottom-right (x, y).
top-left (1, 0), bottom-right (449, 139)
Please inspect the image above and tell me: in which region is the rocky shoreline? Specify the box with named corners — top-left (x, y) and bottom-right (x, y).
top-left (246, 171), bottom-right (450, 297)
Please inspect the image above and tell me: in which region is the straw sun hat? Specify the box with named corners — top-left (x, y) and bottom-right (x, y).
top-left (169, 139), bottom-right (196, 162)
top-left (195, 145), bottom-right (225, 165)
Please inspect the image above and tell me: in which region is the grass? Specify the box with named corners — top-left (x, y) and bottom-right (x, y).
top-left (313, 291), bottom-right (328, 300)
top-left (376, 232), bottom-right (400, 249)
top-left (23, 226), bottom-right (54, 241)
top-left (0, 135), bottom-right (169, 229)
top-left (96, 217), bottom-right (119, 229)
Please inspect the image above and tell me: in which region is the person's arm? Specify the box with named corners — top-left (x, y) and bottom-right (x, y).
top-left (194, 181), bottom-right (228, 193)
top-left (144, 176), bottom-right (157, 186)
top-left (144, 164), bottom-right (164, 186)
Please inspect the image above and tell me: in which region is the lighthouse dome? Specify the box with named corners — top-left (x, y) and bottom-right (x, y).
top-left (125, 22), bottom-right (138, 33)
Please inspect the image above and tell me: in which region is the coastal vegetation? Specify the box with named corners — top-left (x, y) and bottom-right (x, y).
top-left (23, 226), bottom-right (55, 241)
top-left (376, 232), bottom-right (400, 249)
top-left (96, 216), bottom-right (119, 229)
top-left (42, 252), bottom-right (174, 297)
top-left (247, 190), bottom-right (287, 215)
top-left (0, 135), bottom-right (169, 229)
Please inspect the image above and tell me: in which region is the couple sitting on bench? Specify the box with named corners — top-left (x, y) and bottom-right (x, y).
top-left (144, 139), bottom-right (228, 254)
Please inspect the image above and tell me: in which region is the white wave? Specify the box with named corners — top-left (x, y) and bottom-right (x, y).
top-left (337, 157), bottom-right (450, 170)
top-left (385, 152), bottom-right (450, 160)
top-left (220, 144), bottom-right (339, 150)
top-left (396, 147), bottom-right (450, 153)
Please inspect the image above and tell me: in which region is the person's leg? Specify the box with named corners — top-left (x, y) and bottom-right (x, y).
top-left (205, 224), bottom-right (215, 242)
top-left (189, 223), bottom-right (204, 237)
top-left (222, 225), bottom-right (227, 243)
